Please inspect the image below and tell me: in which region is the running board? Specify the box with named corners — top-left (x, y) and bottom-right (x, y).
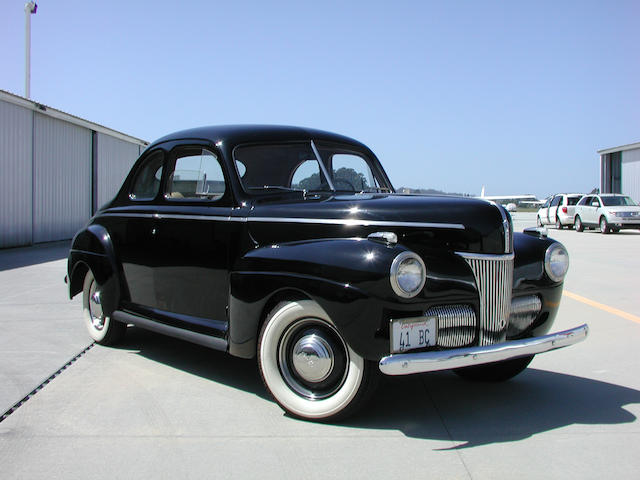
top-left (113, 310), bottom-right (227, 351)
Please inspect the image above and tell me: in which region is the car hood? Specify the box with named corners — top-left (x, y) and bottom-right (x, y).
top-left (247, 193), bottom-right (511, 254)
top-left (604, 205), bottom-right (640, 212)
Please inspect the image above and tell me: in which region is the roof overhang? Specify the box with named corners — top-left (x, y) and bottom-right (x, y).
top-left (597, 141), bottom-right (640, 155)
top-left (0, 89), bottom-right (148, 147)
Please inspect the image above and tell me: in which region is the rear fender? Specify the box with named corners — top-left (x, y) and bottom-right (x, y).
top-left (67, 224), bottom-right (122, 317)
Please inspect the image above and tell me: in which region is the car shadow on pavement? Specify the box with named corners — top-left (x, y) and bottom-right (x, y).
top-left (347, 368), bottom-right (640, 448)
top-left (116, 327), bottom-right (640, 447)
top-left (117, 326), bottom-right (271, 400)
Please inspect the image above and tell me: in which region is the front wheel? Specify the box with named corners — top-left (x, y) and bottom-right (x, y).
top-left (575, 216), bottom-right (584, 232)
top-left (600, 216), bottom-right (610, 234)
top-left (258, 301), bottom-right (377, 421)
top-left (454, 355), bottom-right (534, 382)
top-left (82, 270), bottom-right (126, 345)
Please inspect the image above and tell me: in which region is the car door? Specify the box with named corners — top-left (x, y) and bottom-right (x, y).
top-left (589, 196), bottom-right (602, 226)
top-left (575, 196), bottom-right (590, 224)
top-left (539, 198), bottom-right (551, 225)
top-left (150, 144), bottom-right (234, 329)
top-left (109, 149), bottom-right (166, 310)
top-left (549, 195), bottom-right (561, 224)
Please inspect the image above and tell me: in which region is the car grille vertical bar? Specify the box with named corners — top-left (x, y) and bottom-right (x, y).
top-left (458, 253), bottom-right (514, 345)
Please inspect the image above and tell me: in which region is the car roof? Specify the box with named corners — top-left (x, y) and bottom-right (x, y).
top-left (148, 124), bottom-right (369, 150)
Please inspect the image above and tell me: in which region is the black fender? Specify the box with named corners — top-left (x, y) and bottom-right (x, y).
top-left (67, 224), bottom-right (123, 318)
top-left (228, 238), bottom-right (407, 360)
top-left (512, 231), bottom-right (565, 336)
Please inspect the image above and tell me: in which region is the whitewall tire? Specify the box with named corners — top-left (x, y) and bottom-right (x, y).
top-left (82, 270), bottom-right (126, 345)
top-left (258, 300), bottom-right (376, 421)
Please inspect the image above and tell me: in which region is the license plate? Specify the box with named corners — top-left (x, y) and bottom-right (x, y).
top-left (391, 316), bottom-right (437, 353)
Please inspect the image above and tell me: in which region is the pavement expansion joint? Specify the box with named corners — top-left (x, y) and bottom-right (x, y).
top-left (0, 342), bottom-right (95, 423)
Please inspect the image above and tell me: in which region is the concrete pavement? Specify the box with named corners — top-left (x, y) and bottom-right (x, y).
top-left (1, 215), bottom-right (638, 479)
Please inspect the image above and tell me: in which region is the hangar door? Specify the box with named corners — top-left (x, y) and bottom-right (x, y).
top-left (33, 113), bottom-right (92, 243)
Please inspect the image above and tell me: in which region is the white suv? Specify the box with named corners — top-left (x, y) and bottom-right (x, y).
top-left (537, 193), bottom-right (583, 229)
top-left (574, 194), bottom-right (640, 234)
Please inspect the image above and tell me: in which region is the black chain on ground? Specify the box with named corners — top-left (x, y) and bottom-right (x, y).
top-left (0, 343), bottom-right (95, 423)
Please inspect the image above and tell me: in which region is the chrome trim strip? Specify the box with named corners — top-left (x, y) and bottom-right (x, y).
top-left (378, 324), bottom-right (588, 375)
top-left (100, 213), bottom-right (247, 222)
top-left (485, 200), bottom-right (512, 253)
top-left (454, 252), bottom-right (514, 261)
top-left (248, 217), bottom-right (466, 229)
top-left (311, 140), bottom-right (335, 191)
top-left (100, 212), bottom-right (465, 229)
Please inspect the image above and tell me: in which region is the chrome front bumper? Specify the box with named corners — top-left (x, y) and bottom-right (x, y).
top-left (378, 324), bottom-right (588, 376)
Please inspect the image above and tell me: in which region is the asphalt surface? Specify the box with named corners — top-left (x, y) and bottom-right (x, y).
top-left (0, 214), bottom-right (638, 479)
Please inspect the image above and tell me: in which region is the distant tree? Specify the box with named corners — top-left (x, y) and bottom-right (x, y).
top-left (296, 172), bottom-right (322, 191)
top-left (295, 167), bottom-right (369, 192)
top-left (333, 167), bottom-right (368, 191)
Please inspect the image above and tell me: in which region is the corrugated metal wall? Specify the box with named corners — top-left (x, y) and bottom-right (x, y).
top-left (33, 113), bottom-right (92, 243)
top-left (622, 148), bottom-right (640, 203)
top-left (0, 99), bottom-right (33, 248)
top-left (96, 133), bottom-right (140, 209)
top-left (0, 95), bottom-right (145, 248)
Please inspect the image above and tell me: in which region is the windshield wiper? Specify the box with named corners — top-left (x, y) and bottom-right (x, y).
top-left (248, 186), bottom-right (301, 192)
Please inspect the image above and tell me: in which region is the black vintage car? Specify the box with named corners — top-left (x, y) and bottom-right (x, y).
top-left (67, 125), bottom-right (587, 420)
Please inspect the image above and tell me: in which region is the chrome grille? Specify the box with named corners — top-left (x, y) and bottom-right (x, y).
top-left (429, 305), bottom-right (476, 348)
top-left (508, 295), bottom-right (542, 337)
top-left (458, 252), bottom-right (514, 345)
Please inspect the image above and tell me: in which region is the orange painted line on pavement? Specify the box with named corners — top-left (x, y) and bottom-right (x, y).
top-left (564, 290), bottom-right (640, 324)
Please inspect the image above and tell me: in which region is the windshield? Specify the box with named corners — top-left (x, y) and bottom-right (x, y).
top-left (601, 196), bottom-right (638, 206)
top-left (233, 141), bottom-right (390, 194)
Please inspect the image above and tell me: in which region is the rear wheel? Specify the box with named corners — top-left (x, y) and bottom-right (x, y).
top-left (575, 216), bottom-right (584, 232)
top-left (258, 300), bottom-right (377, 421)
top-left (454, 355), bottom-right (534, 382)
top-left (82, 270), bottom-right (126, 345)
top-left (536, 216), bottom-right (543, 227)
top-left (600, 216), bottom-right (610, 234)
top-left (555, 217), bottom-right (563, 229)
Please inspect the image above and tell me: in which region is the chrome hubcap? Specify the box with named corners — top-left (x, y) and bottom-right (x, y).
top-left (88, 281), bottom-right (105, 330)
top-left (291, 334), bottom-right (334, 383)
top-left (278, 319), bottom-right (349, 400)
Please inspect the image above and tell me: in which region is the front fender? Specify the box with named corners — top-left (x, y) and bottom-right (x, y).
top-left (228, 238), bottom-right (405, 359)
top-left (512, 231), bottom-right (566, 336)
top-left (67, 224), bottom-right (122, 317)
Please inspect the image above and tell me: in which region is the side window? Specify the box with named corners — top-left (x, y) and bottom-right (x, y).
top-left (331, 154), bottom-right (377, 192)
top-left (130, 151), bottom-right (164, 200)
top-left (592, 198), bottom-right (601, 207)
top-left (550, 196), bottom-right (561, 207)
top-left (578, 196), bottom-right (590, 206)
top-left (167, 148), bottom-right (225, 200)
top-left (291, 159), bottom-right (323, 190)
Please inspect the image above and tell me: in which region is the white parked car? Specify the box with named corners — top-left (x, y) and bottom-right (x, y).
top-left (574, 194), bottom-right (640, 234)
top-left (537, 193), bottom-right (583, 229)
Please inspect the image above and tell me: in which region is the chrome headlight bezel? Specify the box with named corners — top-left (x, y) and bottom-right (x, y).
top-left (544, 243), bottom-right (569, 283)
top-left (390, 251), bottom-right (427, 298)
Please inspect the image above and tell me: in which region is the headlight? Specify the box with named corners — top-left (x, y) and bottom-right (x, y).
top-left (544, 243), bottom-right (569, 282)
top-left (390, 251), bottom-right (426, 298)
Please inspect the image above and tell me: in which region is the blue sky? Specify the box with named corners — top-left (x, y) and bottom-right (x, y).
top-left (1, 0), bottom-right (638, 198)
